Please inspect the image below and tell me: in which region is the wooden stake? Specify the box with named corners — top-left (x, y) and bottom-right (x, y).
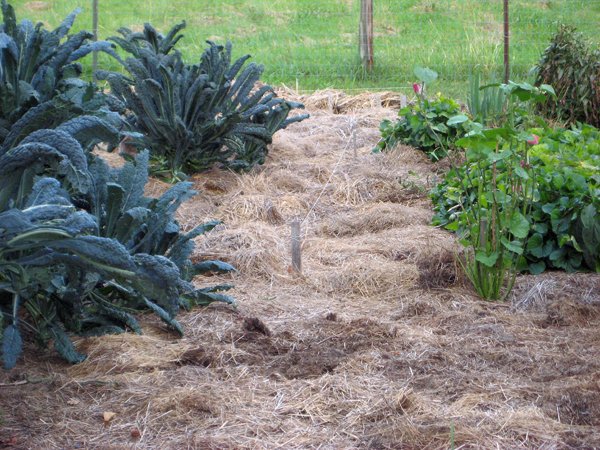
top-left (352, 121), bottom-right (358, 159)
top-left (291, 219), bottom-right (302, 274)
top-left (400, 94), bottom-right (407, 108)
top-left (92, 0), bottom-right (99, 80)
top-left (359, 0), bottom-right (374, 72)
top-left (503, 0), bottom-right (510, 83)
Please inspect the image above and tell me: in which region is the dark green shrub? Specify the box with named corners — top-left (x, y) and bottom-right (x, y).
top-left (535, 25), bottom-right (600, 127)
top-left (101, 22), bottom-right (308, 178)
top-left (0, 189), bottom-right (145, 368)
top-left (0, 5), bottom-right (236, 370)
top-left (574, 204), bottom-right (600, 272)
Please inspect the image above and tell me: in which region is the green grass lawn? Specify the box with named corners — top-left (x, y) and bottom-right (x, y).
top-left (12, 0), bottom-right (600, 99)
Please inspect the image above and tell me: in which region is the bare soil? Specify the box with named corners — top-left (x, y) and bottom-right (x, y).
top-left (1, 92), bottom-right (599, 449)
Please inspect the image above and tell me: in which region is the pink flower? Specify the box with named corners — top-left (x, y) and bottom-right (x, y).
top-left (413, 83), bottom-right (422, 95)
top-left (526, 134), bottom-right (539, 146)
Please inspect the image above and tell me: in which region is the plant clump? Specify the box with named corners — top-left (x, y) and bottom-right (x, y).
top-left (432, 84), bottom-right (600, 278)
top-left (374, 67), bottom-right (474, 160)
top-left (0, 117), bottom-right (235, 369)
top-left (0, 4), bottom-right (237, 370)
top-left (0, 0), bottom-right (123, 145)
top-left (535, 25), bottom-right (600, 127)
top-left (100, 22), bottom-right (309, 180)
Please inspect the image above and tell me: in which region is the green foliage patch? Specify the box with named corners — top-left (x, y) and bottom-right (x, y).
top-left (535, 25), bottom-right (600, 128)
top-left (0, 5), bottom-right (240, 370)
top-left (432, 123), bottom-right (600, 274)
top-left (0, 117), bottom-right (234, 369)
top-left (0, 0), bottom-right (122, 144)
top-left (100, 22), bottom-right (308, 179)
top-left (375, 94), bottom-right (472, 160)
top-left (374, 68), bottom-right (473, 160)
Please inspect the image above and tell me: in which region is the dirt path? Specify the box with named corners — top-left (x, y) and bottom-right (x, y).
top-left (1, 95), bottom-right (599, 449)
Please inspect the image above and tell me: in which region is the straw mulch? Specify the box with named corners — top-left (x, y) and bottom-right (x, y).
top-left (1, 90), bottom-right (599, 449)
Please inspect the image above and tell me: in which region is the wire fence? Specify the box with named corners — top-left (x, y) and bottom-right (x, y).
top-left (16, 0), bottom-right (600, 96)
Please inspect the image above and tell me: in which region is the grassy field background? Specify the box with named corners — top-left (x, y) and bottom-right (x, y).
top-left (13, 0), bottom-right (600, 98)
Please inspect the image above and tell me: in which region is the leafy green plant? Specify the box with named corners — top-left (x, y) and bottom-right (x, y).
top-left (87, 149), bottom-right (236, 307)
top-left (0, 117), bottom-right (235, 369)
top-left (524, 124), bottom-right (600, 272)
top-left (535, 25), bottom-right (600, 127)
top-left (0, 192), bottom-right (149, 368)
top-left (452, 131), bottom-right (534, 300)
top-left (433, 85), bottom-right (600, 276)
top-left (574, 204), bottom-right (600, 272)
top-left (374, 67), bottom-right (472, 160)
top-left (467, 70), bottom-right (506, 126)
top-left (0, 5), bottom-right (238, 370)
top-left (0, 0), bottom-right (122, 144)
top-left (431, 82), bottom-right (567, 299)
top-left (100, 22), bottom-right (308, 177)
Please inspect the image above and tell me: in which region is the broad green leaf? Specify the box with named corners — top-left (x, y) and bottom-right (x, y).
top-left (475, 251), bottom-right (499, 267)
top-left (501, 237), bottom-right (524, 255)
top-left (509, 212), bottom-right (530, 239)
top-left (581, 203), bottom-right (600, 229)
top-left (414, 66), bottom-right (438, 85)
top-left (528, 261), bottom-right (546, 275)
top-left (447, 115), bottom-right (469, 126)
top-left (488, 149), bottom-right (512, 163)
top-left (526, 233), bottom-right (545, 258)
top-left (540, 84), bottom-right (556, 97)
top-left (514, 166), bottom-right (529, 179)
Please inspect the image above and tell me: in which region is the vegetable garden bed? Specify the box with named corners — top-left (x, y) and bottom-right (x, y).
top-left (1, 93), bottom-right (598, 449)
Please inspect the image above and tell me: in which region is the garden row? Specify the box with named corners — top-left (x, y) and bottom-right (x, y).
top-left (375, 27), bottom-right (599, 299)
top-left (0, 2), bottom-right (306, 369)
top-left (1, 0), bottom-right (598, 369)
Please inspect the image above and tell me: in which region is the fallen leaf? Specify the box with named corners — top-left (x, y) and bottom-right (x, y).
top-left (103, 411), bottom-right (117, 423)
top-left (67, 398), bottom-right (80, 406)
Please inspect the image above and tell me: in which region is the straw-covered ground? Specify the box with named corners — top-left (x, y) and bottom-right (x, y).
top-left (1, 91), bottom-right (599, 449)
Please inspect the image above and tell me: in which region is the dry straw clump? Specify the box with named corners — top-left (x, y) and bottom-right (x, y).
top-left (195, 222), bottom-right (289, 280)
top-left (318, 203), bottom-right (432, 237)
top-left (287, 88), bottom-right (406, 114)
top-left (216, 193), bottom-right (310, 225)
top-left (307, 252), bottom-right (421, 298)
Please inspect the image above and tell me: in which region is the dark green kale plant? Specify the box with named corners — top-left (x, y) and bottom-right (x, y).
top-left (0, 0), bottom-right (123, 145)
top-left (100, 22), bottom-right (308, 178)
top-left (0, 116), bottom-right (235, 369)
